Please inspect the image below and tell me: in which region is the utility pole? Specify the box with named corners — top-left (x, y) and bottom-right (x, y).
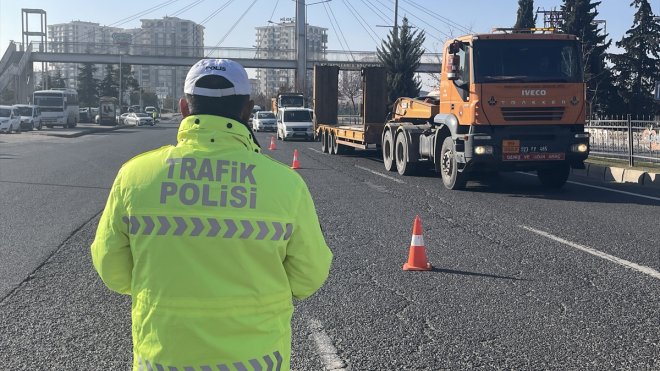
top-left (394, 0), bottom-right (398, 35)
top-left (295, 0), bottom-right (306, 94)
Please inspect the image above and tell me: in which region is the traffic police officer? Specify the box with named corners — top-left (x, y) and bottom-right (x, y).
top-left (91, 58), bottom-right (333, 370)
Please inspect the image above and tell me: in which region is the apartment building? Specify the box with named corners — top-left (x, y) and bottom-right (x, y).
top-left (47, 21), bottom-right (123, 86)
top-left (254, 20), bottom-right (327, 98)
top-left (47, 17), bottom-right (204, 104)
top-left (132, 17), bottom-right (204, 105)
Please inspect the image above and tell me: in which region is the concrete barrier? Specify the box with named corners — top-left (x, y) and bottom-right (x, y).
top-left (642, 172), bottom-right (660, 188)
top-left (587, 164), bottom-right (607, 180)
top-left (622, 169), bottom-right (646, 184)
top-left (604, 167), bottom-right (625, 182)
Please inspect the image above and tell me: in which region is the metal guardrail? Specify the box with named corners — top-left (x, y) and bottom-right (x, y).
top-left (586, 115), bottom-right (660, 165)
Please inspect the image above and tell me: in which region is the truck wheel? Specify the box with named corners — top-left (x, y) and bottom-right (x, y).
top-left (330, 133), bottom-right (338, 155)
top-left (321, 131), bottom-right (329, 153)
top-left (537, 165), bottom-right (570, 189)
top-left (382, 130), bottom-right (396, 172)
top-left (395, 132), bottom-right (417, 176)
top-left (440, 137), bottom-right (466, 190)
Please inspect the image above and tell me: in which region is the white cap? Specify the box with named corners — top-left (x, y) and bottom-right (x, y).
top-left (184, 59), bottom-right (251, 97)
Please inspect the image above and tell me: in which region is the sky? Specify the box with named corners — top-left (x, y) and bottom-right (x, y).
top-left (1, 0), bottom-right (659, 54)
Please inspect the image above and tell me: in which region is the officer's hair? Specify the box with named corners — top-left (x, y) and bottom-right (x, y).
top-left (185, 75), bottom-right (249, 121)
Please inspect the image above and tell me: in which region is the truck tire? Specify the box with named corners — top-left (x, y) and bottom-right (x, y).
top-left (440, 136), bottom-right (466, 190)
top-left (330, 133), bottom-right (338, 155)
top-left (332, 135), bottom-right (352, 155)
top-left (382, 130), bottom-right (396, 172)
top-left (395, 132), bottom-right (417, 176)
top-left (537, 165), bottom-right (570, 189)
top-left (321, 130), bottom-right (329, 153)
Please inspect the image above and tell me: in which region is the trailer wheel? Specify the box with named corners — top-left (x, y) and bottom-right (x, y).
top-left (321, 130), bottom-right (329, 153)
top-left (440, 136), bottom-right (466, 190)
top-left (537, 165), bottom-right (570, 189)
top-left (382, 130), bottom-right (396, 172)
top-left (395, 132), bottom-right (417, 176)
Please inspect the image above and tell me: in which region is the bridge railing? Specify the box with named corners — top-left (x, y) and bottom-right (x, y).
top-left (30, 41), bottom-right (442, 65)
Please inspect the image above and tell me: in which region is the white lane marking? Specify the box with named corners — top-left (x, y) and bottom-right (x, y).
top-left (308, 147), bottom-right (323, 154)
top-left (517, 171), bottom-right (660, 202)
top-left (309, 319), bottom-right (347, 370)
top-left (521, 225), bottom-right (660, 280)
top-left (355, 165), bottom-right (405, 184)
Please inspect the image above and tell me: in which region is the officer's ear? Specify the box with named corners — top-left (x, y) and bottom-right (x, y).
top-left (179, 98), bottom-right (190, 118)
top-left (240, 99), bottom-right (254, 123)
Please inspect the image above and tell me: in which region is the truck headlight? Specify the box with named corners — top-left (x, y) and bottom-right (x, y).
top-left (474, 145), bottom-right (493, 155)
top-left (571, 143), bottom-right (588, 153)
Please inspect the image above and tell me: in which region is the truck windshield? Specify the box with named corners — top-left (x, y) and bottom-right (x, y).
top-left (473, 39), bottom-right (582, 83)
top-left (280, 96), bottom-right (304, 107)
top-left (284, 110), bottom-right (313, 122)
top-left (34, 95), bottom-right (63, 107)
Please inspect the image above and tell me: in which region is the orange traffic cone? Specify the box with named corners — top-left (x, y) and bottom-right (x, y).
top-left (291, 149), bottom-right (301, 169)
top-left (403, 215), bottom-right (432, 271)
top-left (269, 136), bottom-right (277, 150)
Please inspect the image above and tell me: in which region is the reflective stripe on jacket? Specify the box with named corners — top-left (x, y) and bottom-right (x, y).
top-left (91, 114), bottom-right (333, 370)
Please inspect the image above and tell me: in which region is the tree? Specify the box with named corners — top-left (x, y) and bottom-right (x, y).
top-left (561, 0), bottom-right (618, 116)
top-left (514, 0), bottom-right (536, 29)
top-left (377, 17), bottom-right (426, 106)
top-left (120, 64), bottom-right (140, 100)
top-left (99, 64), bottom-right (118, 99)
top-left (0, 87), bottom-right (14, 105)
top-left (50, 68), bottom-right (67, 89)
top-left (252, 92), bottom-right (269, 111)
top-left (77, 62), bottom-right (99, 107)
top-left (609, 0), bottom-right (660, 115)
top-left (338, 71), bottom-right (362, 115)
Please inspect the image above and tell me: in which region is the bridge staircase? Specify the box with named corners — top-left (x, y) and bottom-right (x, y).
top-left (0, 42), bottom-right (34, 104)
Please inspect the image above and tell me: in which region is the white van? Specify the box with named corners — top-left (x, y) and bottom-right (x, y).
top-left (276, 107), bottom-right (314, 141)
top-left (13, 104), bottom-right (43, 131)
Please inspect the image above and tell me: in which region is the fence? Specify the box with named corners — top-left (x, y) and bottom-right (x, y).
top-left (586, 115), bottom-right (660, 166)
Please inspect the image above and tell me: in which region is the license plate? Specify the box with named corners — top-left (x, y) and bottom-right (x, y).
top-left (502, 140), bottom-right (520, 154)
top-left (503, 152), bottom-right (565, 161)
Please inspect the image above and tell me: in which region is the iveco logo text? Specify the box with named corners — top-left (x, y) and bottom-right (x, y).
top-left (522, 89), bottom-right (547, 96)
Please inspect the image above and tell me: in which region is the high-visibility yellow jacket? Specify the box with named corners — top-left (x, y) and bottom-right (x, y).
top-left (91, 114), bottom-right (333, 371)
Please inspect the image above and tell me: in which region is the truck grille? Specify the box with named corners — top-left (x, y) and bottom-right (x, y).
top-left (501, 107), bottom-right (564, 121)
top-left (292, 127), bottom-right (308, 132)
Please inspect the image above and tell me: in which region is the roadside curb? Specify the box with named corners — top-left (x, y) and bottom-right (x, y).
top-left (42, 124), bottom-right (132, 138)
top-left (574, 162), bottom-right (660, 189)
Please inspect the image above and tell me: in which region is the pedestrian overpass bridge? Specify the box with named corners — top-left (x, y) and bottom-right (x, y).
top-left (0, 41), bottom-right (442, 103)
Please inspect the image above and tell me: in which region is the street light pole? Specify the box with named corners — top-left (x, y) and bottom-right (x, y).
top-left (295, 0), bottom-right (306, 94)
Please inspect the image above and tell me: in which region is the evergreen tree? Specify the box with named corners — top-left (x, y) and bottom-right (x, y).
top-left (561, 0), bottom-right (618, 116)
top-left (99, 64), bottom-right (118, 98)
top-left (609, 0), bottom-right (660, 115)
top-left (514, 0), bottom-right (537, 30)
top-left (50, 68), bottom-right (67, 89)
top-left (377, 17), bottom-right (426, 105)
top-left (119, 64), bottom-right (140, 99)
top-left (77, 62), bottom-right (99, 107)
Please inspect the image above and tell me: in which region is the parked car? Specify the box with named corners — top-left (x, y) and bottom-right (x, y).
top-left (0, 105), bottom-right (21, 133)
top-left (116, 113), bottom-right (130, 125)
top-left (13, 104), bottom-right (42, 130)
top-left (125, 112), bottom-right (154, 126)
top-left (252, 111), bottom-right (276, 132)
top-left (144, 106), bottom-right (159, 118)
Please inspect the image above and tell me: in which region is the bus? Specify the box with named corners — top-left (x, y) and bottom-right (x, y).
top-left (33, 88), bottom-right (79, 128)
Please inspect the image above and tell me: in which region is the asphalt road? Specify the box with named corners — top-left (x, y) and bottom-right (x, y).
top-left (0, 121), bottom-right (658, 370)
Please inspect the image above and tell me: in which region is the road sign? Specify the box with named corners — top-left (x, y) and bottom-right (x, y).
top-left (112, 32), bottom-right (132, 46)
